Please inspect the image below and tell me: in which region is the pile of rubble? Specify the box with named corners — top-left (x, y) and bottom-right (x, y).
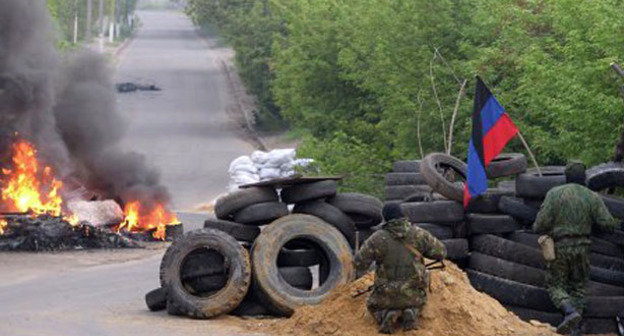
top-left (385, 152), bottom-right (624, 334)
top-left (146, 177), bottom-right (380, 317)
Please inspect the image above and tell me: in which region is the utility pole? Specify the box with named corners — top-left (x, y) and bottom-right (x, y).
top-left (73, 0), bottom-right (78, 44)
top-left (109, 0), bottom-right (116, 42)
top-left (85, 0), bottom-right (92, 42)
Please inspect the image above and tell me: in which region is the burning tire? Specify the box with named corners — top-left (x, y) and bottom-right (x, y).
top-left (214, 187), bottom-right (278, 219)
top-left (280, 180), bottom-right (337, 204)
top-left (162, 229), bottom-right (251, 319)
top-left (251, 214), bottom-right (354, 316)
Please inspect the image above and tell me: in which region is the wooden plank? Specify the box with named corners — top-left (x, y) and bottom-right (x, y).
top-left (239, 175), bottom-right (344, 189)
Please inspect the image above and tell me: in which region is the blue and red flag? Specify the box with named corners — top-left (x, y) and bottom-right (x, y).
top-left (464, 77), bottom-right (518, 208)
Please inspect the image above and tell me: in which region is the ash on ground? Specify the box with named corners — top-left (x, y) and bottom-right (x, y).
top-left (0, 214), bottom-right (140, 251)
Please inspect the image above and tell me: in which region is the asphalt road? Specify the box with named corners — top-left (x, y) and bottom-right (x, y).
top-left (0, 9), bottom-right (258, 336)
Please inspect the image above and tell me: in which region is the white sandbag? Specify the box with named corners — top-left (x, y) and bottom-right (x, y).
top-left (229, 155), bottom-right (254, 173)
top-left (231, 172), bottom-right (260, 185)
top-left (293, 158), bottom-right (314, 167)
top-left (67, 200), bottom-right (124, 226)
top-left (231, 164), bottom-right (258, 175)
top-left (251, 150), bottom-right (269, 164)
top-left (264, 148), bottom-right (296, 168)
top-left (259, 167), bottom-right (281, 180)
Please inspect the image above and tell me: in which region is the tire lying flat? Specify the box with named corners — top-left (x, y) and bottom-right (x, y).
top-left (215, 187), bottom-right (278, 219)
top-left (327, 193), bottom-right (383, 228)
top-left (401, 201), bottom-right (464, 224)
top-left (203, 218), bottom-right (260, 243)
top-left (293, 201), bottom-right (356, 248)
top-left (281, 180), bottom-right (337, 204)
top-left (515, 166), bottom-right (565, 199)
top-left (233, 201), bottom-right (289, 225)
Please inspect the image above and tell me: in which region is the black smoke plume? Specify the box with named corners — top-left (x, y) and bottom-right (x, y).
top-left (0, 0), bottom-right (170, 211)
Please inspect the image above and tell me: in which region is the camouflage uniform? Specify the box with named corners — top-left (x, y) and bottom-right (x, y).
top-left (354, 218), bottom-right (447, 318)
top-left (534, 183), bottom-right (617, 312)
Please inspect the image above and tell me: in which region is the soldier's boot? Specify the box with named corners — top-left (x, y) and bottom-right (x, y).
top-left (401, 308), bottom-right (419, 331)
top-left (557, 301), bottom-right (582, 334)
top-left (379, 309), bottom-right (400, 334)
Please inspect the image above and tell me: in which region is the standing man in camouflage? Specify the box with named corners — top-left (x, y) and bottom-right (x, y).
top-left (534, 161), bottom-right (618, 335)
top-left (354, 203), bottom-right (446, 334)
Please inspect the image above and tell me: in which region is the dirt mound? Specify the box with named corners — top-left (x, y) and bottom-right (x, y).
top-left (255, 261), bottom-right (558, 336)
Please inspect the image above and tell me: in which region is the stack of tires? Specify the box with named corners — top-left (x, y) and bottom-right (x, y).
top-left (384, 160), bottom-right (433, 203)
top-left (388, 153), bottom-right (624, 333)
top-left (147, 179), bottom-right (383, 318)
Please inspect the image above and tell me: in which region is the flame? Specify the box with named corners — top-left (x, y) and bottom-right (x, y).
top-left (0, 219), bottom-right (7, 234)
top-left (119, 201), bottom-right (180, 240)
top-left (1, 140), bottom-right (63, 216)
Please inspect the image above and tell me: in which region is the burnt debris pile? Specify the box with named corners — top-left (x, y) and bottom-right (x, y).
top-left (0, 213), bottom-right (139, 251)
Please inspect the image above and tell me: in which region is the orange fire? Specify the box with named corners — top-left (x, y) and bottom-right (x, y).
top-left (1, 140), bottom-right (63, 216)
top-left (119, 201), bottom-right (180, 240)
top-left (0, 219), bottom-right (7, 235)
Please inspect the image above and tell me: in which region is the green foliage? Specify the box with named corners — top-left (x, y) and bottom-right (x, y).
top-left (188, 0), bottom-right (624, 197)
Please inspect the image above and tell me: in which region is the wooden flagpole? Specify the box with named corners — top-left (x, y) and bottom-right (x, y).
top-left (516, 131), bottom-right (542, 176)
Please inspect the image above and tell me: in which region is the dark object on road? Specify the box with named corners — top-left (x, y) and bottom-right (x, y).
top-left (0, 213), bottom-right (139, 251)
top-left (115, 82), bottom-right (161, 93)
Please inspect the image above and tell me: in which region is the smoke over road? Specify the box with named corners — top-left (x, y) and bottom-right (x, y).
top-left (0, 0), bottom-right (170, 210)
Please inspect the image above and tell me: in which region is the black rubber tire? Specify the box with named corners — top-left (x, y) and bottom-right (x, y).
top-left (145, 287), bottom-right (167, 311)
top-left (505, 305), bottom-right (562, 326)
top-left (600, 194), bottom-right (624, 219)
top-left (509, 231), bottom-right (624, 259)
top-left (203, 218), bottom-right (260, 243)
top-left (392, 160), bottom-right (420, 173)
top-left (590, 265), bottom-right (624, 287)
top-left (385, 172), bottom-right (427, 186)
top-left (594, 229), bottom-right (624, 247)
top-left (385, 185), bottom-right (432, 201)
top-left (452, 221), bottom-right (468, 238)
top-left (581, 318), bottom-right (618, 334)
top-left (403, 192), bottom-right (434, 203)
top-left (468, 252), bottom-right (546, 287)
top-left (442, 239), bottom-right (469, 260)
top-left (515, 166), bottom-right (566, 199)
top-left (591, 252), bottom-right (624, 272)
top-left (251, 214), bottom-right (354, 316)
top-left (591, 236), bottom-right (624, 258)
top-left (277, 247), bottom-right (322, 267)
top-left (401, 200), bottom-right (464, 224)
top-left (467, 269), bottom-right (558, 312)
top-left (230, 297), bottom-right (273, 317)
top-left (466, 188), bottom-right (515, 214)
top-left (162, 229), bottom-right (251, 319)
top-left (586, 162), bottom-right (624, 191)
top-left (184, 274), bottom-right (228, 294)
top-left (326, 193), bottom-right (383, 228)
top-left (486, 153), bottom-right (528, 178)
top-left (233, 202), bottom-right (289, 225)
top-left (278, 266), bottom-right (313, 290)
top-left (166, 298), bottom-right (185, 316)
top-left (416, 223), bottom-right (453, 240)
top-left (357, 229), bottom-right (376, 246)
top-left (293, 201), bottom-right (356, 248)
top-left (471, 234), bottom-right (545, 269)
top-left (587, 280), bottom-right (624, 296)
top-left (280, 180), bottom-right (337, 204)
top-left (466, 214), bottom-right (521, 234)
top-left (179, 248), bottom-right (225, 280)
top-left (215, 187), bottom-right (278, 219)
top-left (586, 296), bottom-right (624, 317)
top-left (420, 153), bottom-right (467, 202)
top-left (497, 180), bottom-right (516, 191)
top-left (498, 196), bottom-right (539, 223)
